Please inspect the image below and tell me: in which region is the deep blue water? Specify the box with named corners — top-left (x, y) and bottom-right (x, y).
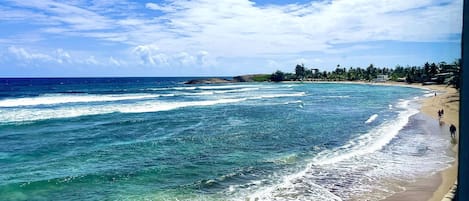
top-left (0, 78), bottom-right (455, 201)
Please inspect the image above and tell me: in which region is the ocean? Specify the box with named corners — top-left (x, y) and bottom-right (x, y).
top-left (0, 78), bottom-right (455, 201)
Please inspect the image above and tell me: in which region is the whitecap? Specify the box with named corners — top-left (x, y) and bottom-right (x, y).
top-left (312, 99), bottom-right (418, 165)
top-left (196, 85), bottom-right (258, 90)
top-left (0, 94), bottom-right (161, 107)
top-left (365, 114), bottom-right (378, 124)
top-left (0, 98), bottom-right (247, 123)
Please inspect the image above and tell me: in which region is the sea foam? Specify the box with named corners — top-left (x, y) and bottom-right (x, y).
top-left (313, 99), bottom-right (417, 165)
top-left (365, 114), bottom-right (378, 124)
top-left (0, 98), bottom-right (246, 123)
top-left (196, 85), bottom-right (258, 90)
top-left (243, 98), bottom-right (418, 200)
top-left (0, 94), bottom-right (162, 107)
top-left (0, 89), bottom-right (306, 123)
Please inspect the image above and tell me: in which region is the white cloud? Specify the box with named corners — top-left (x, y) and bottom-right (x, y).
top-left (175, 52), bottom-right (195, 66)
top-left (0, 0), bottom-right (463, 73)
top-left (8, 46), bottom-right (54, 62)
top-left (145, 2), bottom-right (173, 12)
top-left (7, 0), bottom-right (113, 31)
top-left (133, 44), bottom-right (165, 65)
top-left (132, 44), bottom-right (214, 67)
top-left (55, 48), bottom-right (71, 63)
top-left (196, 50), bottom-right (211, 66)
top-left (128, 0), bottom-right (462, 58)
top-left (5, 0), bottom-right (462, 56)
top-left (5, 46), bottom-right (101, 65)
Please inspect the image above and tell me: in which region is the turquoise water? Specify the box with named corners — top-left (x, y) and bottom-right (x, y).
top-left (0, 78), bottom-right (455, 200)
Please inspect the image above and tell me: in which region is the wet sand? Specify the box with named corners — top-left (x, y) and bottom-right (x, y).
top-left (368, 82), bottom-right (459, 201)
top-left (288, 81), bottom-right (459, 201)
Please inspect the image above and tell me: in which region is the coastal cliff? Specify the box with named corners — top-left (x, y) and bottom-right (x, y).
top-left (185, 74), bottom-right (271, 84)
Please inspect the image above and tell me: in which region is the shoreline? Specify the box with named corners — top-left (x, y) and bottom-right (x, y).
top-left (282, 80), bottom-right (459, 201)
top-left (336, 81), bottom-right (459, 201)
top-left (368, 82), bottom-right (459, 201)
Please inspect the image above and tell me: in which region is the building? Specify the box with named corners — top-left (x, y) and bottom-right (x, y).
top-left (374, 75), bottom-right (388, 82)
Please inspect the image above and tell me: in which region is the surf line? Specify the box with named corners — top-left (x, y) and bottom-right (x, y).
top-left (365, 114), bottom-right (378, 124)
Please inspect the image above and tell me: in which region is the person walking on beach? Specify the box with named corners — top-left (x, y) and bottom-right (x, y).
top-left (450, 124), bottom-right (457, 138)
top-left (438, 110), bottom-right (442, 121)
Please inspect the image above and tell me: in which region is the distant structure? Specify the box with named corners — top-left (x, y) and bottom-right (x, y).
top-left (374, 75), bottom-right (388, 82)
top-left (308, 68), bottom-right (320, 81)
top-left (311, 68), bottom-right (319, 74)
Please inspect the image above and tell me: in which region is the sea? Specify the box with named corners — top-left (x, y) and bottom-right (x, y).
top-left (0, 78), bottom-right (456, 201)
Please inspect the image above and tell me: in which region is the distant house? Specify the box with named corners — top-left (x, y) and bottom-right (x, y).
top-left (374, 75), bottom-right (388, 82)
top-left (431, 72), bottom-right (452, 84)
top-left (396, 77), bottom-right (406, 82)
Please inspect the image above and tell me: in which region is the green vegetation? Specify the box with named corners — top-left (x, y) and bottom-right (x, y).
top-left (270, 59), bottom-right (461, 89)
top-left (251, 74), bottom-right (272, 82)
top-left (271, 70), bottom-right (285, 82)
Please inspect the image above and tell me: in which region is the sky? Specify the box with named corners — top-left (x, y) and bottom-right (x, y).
top-left (0, 0), bottom-right (463, 77)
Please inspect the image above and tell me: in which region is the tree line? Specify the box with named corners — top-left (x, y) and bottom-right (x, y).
top-left (270, 59), bottom-right (461, 89)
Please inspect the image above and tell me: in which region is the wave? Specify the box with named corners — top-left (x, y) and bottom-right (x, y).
top-left (214, 88), bottom-right (260, 94)
top-left (252, 92), bottom-right (306, 99)
top-left (196, 85), bottom-right (258, 90)
top-left (184, 91), bottom-right (215, 96)
top-left (243, 172), bottom-right (342, 201)
top-left (244, 98), bottom-right (418, 201)
top-left (181, 88), bottom-right (260, 96)
top-left (0, 90), bottom-right (307, 123)
top-left (365, 114), bottom-right (378, 124)
top-left (0, 98), bottom-right (247, 123)
top-left (312, 99), bottom-right (417, 165)
top-left (423, 92), bottom-right (436, 97)
top-left (283, 100), bottom-right (303, 105)
top-left (173, 87), bottom-right (197, 90)
top-left (147, 85), bottom-right (260, 91)
top-left (0, 94), bottom-right (164, 107)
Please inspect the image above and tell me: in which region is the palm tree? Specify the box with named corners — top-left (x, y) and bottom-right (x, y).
top-left (445, 60), bottom-right (461, 89)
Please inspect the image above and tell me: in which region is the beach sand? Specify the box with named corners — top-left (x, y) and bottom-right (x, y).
top-left (374, 82), bottom-right (459, 201)
top-left (284, 81), bottom-right (459, 200)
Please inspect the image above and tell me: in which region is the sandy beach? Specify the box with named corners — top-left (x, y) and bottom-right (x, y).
top-left (357, 81), bottom-right (459, 201)
top-left (290, 80), bottom-right (459, 201)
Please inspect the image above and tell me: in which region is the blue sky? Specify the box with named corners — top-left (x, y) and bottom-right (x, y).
top-left (0, 0), bottom-right (463, 77)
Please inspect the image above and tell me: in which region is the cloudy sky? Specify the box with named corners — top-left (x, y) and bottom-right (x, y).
top-left (0, 0), bottom-right (463, 77)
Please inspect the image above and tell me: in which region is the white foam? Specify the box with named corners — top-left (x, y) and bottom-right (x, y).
top-left (213, 88), bottom-right (260, 94)
top-left (313, 99), bottom-right (418, 166)
top-left (173, 87), bottom-right (197, 90)
top-left (197, 85), bottom-right (258, 90)
top-left (0, 90), bottom-right (307, 123)
top-left (241, 98), bottom-right (418, 201)
top-left (252, 92), bottom-right (306, 99)
top-left (187, 91), bottom-right (215, 96)
top-left (0, 94), bottom-right (162, 107)
top-left (365, 114), bottom-right (378, 124)
top-left (244, 169), bottom-right (342, 201)
top-left (177, 88), bottom-right (260, 96)
top-left (283, 100), bottom-right (303, 105)
top-left (0, 98), bottom-right (247, 123)
top-left (423, 93), bottom-right (435, 97)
